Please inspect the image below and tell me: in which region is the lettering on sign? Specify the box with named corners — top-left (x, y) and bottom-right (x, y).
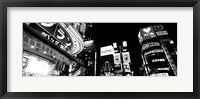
top-left (37, 23), bottom-right (72, 51)
top-left (100, 45), bottom-right (114, 56)
top-left (57, 28), bottom-right (65, 40)
top-left (102, 49), bottom-right (112, 54)
top-left (41, 32), bottom-right (65, 50)
top-left (156, 31), bottom-right (168, 36)
top-left (139, 26), bottom-right (156, 41)
top-left (142, 42), bottom-right (160, 51)
top-left (114, 53), bottom-right (121, 64)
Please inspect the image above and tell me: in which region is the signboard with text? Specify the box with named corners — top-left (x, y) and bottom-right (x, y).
top-left (29, 23), bottom-right (73, 51)
top-left (100, 45), bottom-right (114, 56)
top-left (139, 26), bottom-right (157, 41)
top-left (153, 25), bottom-right (168, 36)
top-left (122, 52), bottom-right (131, 63)
top-left (113, 53), bottom-right (121, 65)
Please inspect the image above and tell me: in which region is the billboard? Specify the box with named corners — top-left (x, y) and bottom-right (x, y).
top-left (29, 23), bottom-right (71, 51)
top-left (122, 52), bottom-right (131, 63)
top-left (100, 45), bottom-right (114, 56)
top-left (153, 25), bottom-right (168, 36)
top-left (139, 26), bottom-right (157, 41)
top-left (113, 53), bottom-right (121, 65)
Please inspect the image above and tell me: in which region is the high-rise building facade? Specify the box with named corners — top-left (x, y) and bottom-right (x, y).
top-left (138, 25), bottom-right (177, 76)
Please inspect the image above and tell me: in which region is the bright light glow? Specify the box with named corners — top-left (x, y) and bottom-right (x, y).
top-left (113, 43), bottom-right (117, 48)
top-left (122, 41), bottom-right (127, 47)
top-left (43, 51), bottom-right (46, 54)
top-left (84, 40), bottom-right (94, 47)
top-left (30, 45), bottom-right (34, 49)
top-left (170, 40), bottom-right (174, 44)
top-left (24, 55), bottom-right (53, 76)
top-left (40, 23), bottom-right (55, 27)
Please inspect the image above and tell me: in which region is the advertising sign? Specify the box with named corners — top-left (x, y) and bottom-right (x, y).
top-left (152, 25), bottom-right (168, 36)
top-left (113, 53), bottom-right (121, 65)
top-left (139, 26), bottom-right (156, 41)
top-left (156, 31), bottom-right (168, 36)
top-left (122, 52), bottom-right (131, 63)
top-left (29, 23), bottom-right (73, 51)
top-left (138, 32), bottom-right (143, 44)
top-left (38, 23), bottom-right (57, 35)
top-left (153, 25), bottom-right (164, 31)
top-left (123, 63), bottom-right (131, 72)
top-left (100, 45), bottom-right (114, 56)
top-left (150, 73), bottom-right (169, 76)
top-left (142, 42), bottom-right (160, 51)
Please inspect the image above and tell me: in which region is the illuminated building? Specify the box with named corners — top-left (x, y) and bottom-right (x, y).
top-left (113, 41), bottom-right (132, 76)
top-left (100, 41), bottom-right (132, 76)
top-left (23, 23), bottom-right (86, 76)
top-left (138, 25), bottom-right (177, 76)
top-left (77, 39), bottom-right (97, 76)
top-left (100, 45), bottom-right (115, 76)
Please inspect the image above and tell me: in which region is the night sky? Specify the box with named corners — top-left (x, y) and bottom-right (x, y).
top-left (86, 23), bottom-right (177, 75)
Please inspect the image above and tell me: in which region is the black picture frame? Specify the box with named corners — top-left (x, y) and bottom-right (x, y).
top-left (0, 0), bottom-right (199, 99)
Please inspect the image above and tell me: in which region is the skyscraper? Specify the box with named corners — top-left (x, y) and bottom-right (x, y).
top-left (138, 24), bottom-right (177, 76)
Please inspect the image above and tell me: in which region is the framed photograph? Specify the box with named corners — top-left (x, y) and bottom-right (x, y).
top-left (0, 0), bottom-right (199, 99)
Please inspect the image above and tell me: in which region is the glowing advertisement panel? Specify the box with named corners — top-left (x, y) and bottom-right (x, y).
top-left (139, 26), bottom-right (157, 41)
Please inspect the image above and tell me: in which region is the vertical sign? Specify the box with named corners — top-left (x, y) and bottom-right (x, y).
top-left (122, 52), bottom-right (131, 63)
top-left (113, 53), bottom-right (121, 65)
top-left (122, 52), bottom-right (131, 72)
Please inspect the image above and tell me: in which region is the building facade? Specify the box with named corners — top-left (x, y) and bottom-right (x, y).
top-left (23, 23), bottom-right (86, 76)
top-left (138, 25), bottom-right (177, 76)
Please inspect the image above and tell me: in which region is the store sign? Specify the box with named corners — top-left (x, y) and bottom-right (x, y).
top-left (139, 26), bottom-right (156, 41)
top-left (152, 25), bottom-right (168, 36)
top-left (156, 31), bottom-right (168, 36)
top-left (84, 40), bottom-right (94, 48)
top-left (157, 68), bottom-right (170, 71)
top-left (41, 32), bottom-right (66, 50)
top-left (113, 53), bottom-right (121, 64)
top-left (142, 42), bottom-right (160, 51)
top-left (123, 63), bottom-right (131, 72)
top-left (122, 52), bottom-right (131, 63)
top-left (34, 23), bottom-right (73, 51)
top-left (100, 45), bottom-right (114, 56)
top-left (39, 23), bottom-right (57, 35)
top-left (55, 25), bottom-right (72, 46)
top-left (144, 49), bottom-right (164, 56)
top-left (152, 58), bottom-right (165, 62)
top-left (150, 73), bottom-right (169, 76)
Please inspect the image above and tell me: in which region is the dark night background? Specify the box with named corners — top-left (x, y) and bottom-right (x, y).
top-left (85, 23), bottom-right (177, 75)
